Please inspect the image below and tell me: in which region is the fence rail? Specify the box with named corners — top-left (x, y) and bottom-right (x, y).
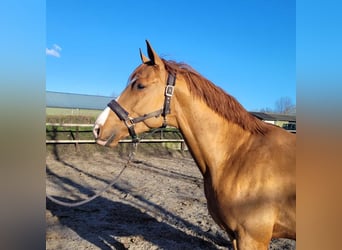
top-left (46, 123), bottom-right (294, 148)
top-left (46, 123), bottom-right (187, 150)
top-left (46, 123), bottom-right (94, 127)
top-left (46, 138), bottom-right (185, 144)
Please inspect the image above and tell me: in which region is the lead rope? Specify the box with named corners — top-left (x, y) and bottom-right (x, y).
top-left (46, 142), bottom-right (138, 207)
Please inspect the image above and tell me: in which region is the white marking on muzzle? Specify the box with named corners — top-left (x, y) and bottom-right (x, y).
top-left (93, 107), bottom-right (110, 138)
top-left (95, 107), bottom-right (111, 126)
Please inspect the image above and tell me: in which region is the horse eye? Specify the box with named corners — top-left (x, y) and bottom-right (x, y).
top-left (137, 83), bottom-right (145, 90)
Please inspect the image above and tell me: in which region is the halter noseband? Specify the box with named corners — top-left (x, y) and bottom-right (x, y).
top-left (107, 73), bottom-right (176, 143)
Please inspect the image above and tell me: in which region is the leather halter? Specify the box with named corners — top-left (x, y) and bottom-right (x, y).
top-left (107, 73), bottom-right (176, 143)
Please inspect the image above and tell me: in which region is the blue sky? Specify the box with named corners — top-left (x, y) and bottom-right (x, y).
top-left (46, 0), bottom-right (295, 111)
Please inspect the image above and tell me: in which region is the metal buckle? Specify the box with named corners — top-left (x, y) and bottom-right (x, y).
top-left (124, 118), bottom-right (135, 128)
top-left (165, 85), bottom-right (174, 97)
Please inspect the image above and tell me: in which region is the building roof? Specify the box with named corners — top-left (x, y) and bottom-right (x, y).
top-left (250, 112), bottom-right (296, 122)
top-left (46, 92), bottom-right (296, 122)
top-left (46, 91), bottom-right (113, 110)
top-left (249, 112), bottom-right (275, 121)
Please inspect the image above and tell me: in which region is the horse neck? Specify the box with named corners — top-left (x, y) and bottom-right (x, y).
top-left (172, 87), bottom-right (252, 177)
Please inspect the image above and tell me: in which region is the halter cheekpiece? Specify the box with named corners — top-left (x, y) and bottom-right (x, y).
top-left (107, 73), bottom-right (176, 143)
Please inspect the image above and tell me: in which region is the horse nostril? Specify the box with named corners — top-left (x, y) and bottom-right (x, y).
top-left (93, 124), bottom-right (100, 138)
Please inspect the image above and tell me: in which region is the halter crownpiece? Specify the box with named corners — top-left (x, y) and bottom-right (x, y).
top-left (162, 73), bottom-right (176, 117)
top-left (107, 73), bottom-right (176, 143)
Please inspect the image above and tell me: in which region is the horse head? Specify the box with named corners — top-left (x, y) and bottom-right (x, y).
top-left (93, 41), bottom-right (177, 147)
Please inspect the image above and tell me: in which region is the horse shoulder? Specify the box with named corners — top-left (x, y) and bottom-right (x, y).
top-left (216, 128), bottom-right (295, 200)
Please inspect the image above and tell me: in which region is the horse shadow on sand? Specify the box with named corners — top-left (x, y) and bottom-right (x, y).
top-left (46, 161), bottom-right (231, 250)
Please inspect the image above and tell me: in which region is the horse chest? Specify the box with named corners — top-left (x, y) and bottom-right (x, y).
top-left (203, 175), bottom-right (238, 233)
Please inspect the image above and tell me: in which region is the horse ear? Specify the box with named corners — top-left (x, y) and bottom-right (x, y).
top-left (145, 40), bottom-right (163, 66)
top-left (139, 48), bottom-right (149, 64)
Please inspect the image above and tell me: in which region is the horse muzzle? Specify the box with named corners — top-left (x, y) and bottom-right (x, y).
top-left (93, 124), bottom-right (117, 147)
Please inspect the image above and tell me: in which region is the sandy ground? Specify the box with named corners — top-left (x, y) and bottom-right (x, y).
top-left (46, 144), bottom-right (295, 249)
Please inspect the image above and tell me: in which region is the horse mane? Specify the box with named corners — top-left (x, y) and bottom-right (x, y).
top-left (162, 59), bottom-right (270, 134)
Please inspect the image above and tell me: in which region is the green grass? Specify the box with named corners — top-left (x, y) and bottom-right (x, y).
top-left (46, 114), bottom-right (97, 124)
top-left (46, 107), bottom-right (101, 117)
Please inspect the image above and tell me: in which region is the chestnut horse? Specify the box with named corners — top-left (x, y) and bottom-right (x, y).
top-left (93, 41), bottom-right (296, 250)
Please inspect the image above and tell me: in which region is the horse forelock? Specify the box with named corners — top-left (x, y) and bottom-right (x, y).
top-left (162, 59), bottom-right (269, 135)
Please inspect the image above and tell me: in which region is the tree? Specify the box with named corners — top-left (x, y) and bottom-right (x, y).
top-left (259, 96), bottom-right (296, 114)
top-left (274, 96), bottom-right (295, 114)
top-left (259, 107), bottom-right (273, 113)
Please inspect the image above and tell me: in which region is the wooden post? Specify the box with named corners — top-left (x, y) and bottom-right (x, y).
top-left (181, 141), bottom-right (187, 151)
top-left (75, 125), bottom-right (79, 151)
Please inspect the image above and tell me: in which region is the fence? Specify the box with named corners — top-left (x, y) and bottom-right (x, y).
top-left (46, 123), bottom-right (294, 150)
top-left (46, 123), bottom-right (187, 150)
